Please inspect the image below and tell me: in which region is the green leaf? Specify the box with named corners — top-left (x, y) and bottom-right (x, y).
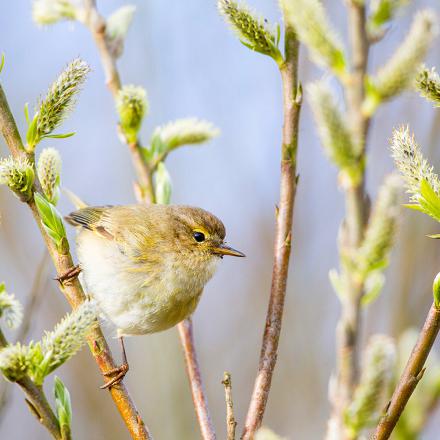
top-left (34, 192), bottom-right (68, 254)
top-left (434, 273), bottom-right (440, 308)
top-left (26, 114), bottom-right (39, 151)
top-left (24, 103), bottom-right (30, 125)
top-left (419, 179), bottom-right (440, 222)
top-left (427, 234), bottom-right (440, 239)
top-left (0, 53), bottom-right (5, 74)
top-left (54, 376), bottom-right (72, 430)
top-left (42, 132), bottom-right (75, 140)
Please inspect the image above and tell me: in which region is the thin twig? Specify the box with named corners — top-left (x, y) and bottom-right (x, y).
top-left (80, 2), bottom-right (215, 438)
top-left (0, 84), bottom-right (151, 440)
top-left (0, 330), bottom-right (61, 439)
top-left (178, 319), bottom-right (216, 440)
top-left (242, 21), bottom-right (301, 439)
top-left (222, 372), bottom-right (236, 440)
top-left (373, 303), bottom-right (440, 440)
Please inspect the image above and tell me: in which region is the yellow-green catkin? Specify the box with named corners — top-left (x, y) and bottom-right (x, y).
top-left (344, 335), bottom-right (396, 436)
top-left (32, 0), bottom-right (77, 26)
top-left (218, 0), bottom-right (282, 63)
top-left (0, 343), bottom-right (30, 382)
top-left (116, 85), bottom-right (148, 144)
top-left (37, 147), bottom-right (62, 204)
top-left (153, 118), bottom-right (220, 151)
top-left (363, 10), bottom-right (438, 115)
top-left (29, 58), bottom-right (90, 149)
top-left (0, 282), bottom-right (23, 330)
top-left (416, 67), bottom-right (440, 107)
top-left (281, 0), bottom-right (346, 75)
top-left (307, 81), bottom-right (361, 185)
top-left (355, 174), bottom-right (400, 280)
top-left (0, 156), bottom-right (35, 202)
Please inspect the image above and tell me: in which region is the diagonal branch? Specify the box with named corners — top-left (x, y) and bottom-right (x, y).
top-left (80, 2), bottom-right (215, 438)
top-left (242, 22), bottom-right (302, 439)
top-left (373, 303), bottom-right (440, 440)
top-left (0, 84), bottom-right (151, 440)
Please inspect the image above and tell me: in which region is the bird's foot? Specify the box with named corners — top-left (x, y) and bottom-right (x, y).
top-left (56, 265), bottom-right (82, 286)
top-left (100, 362), bottom-right (129, 389)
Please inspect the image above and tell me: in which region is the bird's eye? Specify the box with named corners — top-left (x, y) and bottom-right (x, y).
top-left (193, 231), bottom-right (205, 242)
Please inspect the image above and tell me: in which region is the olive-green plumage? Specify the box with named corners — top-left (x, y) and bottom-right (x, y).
top-left (66, 204), bottom-right (243, 336)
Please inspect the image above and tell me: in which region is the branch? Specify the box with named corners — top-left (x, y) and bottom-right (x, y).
top-left (82, 0), bottom-right (154, 204)
top-left (373, 303), bottom-right (440, 440)
top-left (0, 84), bottom-right (151, 440)
top-left (329, 2), bottom-right (370, 436)
top-left (0, 330), bottom-right (61, 439)
top-left (222, 372), bottom-right (236, 440)
top-left (79, 2), bottom-right (216, 438)
top-left (242, 22), bottom-right (301, 439)
top-left (178, 320), bottom-right (216, 440)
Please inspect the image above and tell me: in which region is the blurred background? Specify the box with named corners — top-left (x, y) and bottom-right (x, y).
top-left (1, 0), bottom-right (440, 438)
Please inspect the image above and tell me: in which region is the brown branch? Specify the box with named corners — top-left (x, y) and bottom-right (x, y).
top-left (222, 372), bottom-right (236, 440)
top-left (0, 330), bottom-right (61, 439)
top-left (0, 84), bottom-right (151, 440)
top-left (241, 22), bottom-right (301, 439)
top-left (79, 2), bottom-right (215, 438)
top-left (373, 303), bottom-right (440, 440)
top-left (178, 319), bottom-right (216, 440)
top-left (329, 2), bottom-right (371, 437)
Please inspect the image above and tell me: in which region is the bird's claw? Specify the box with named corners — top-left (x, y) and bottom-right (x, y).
top-left (55, 265), bottom-right (82, 286)
top-left (100, 363), bottom-right (129, 389)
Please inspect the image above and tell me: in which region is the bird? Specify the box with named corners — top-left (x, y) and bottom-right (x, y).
top-left (65, 204), bottom-right (244, 388)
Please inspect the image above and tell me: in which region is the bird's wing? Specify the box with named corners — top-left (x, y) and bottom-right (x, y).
top-left (65, 206), bottom-right (115, 240)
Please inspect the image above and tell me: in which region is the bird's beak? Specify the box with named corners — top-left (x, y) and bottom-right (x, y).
top-left (213, 243), bottom-right (245, 258)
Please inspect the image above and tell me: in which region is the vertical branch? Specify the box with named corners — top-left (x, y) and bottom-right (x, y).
top-left (242, 23), bottom-right (301, 439)
top-left (81, 2), bottom-right (215, 438)
top-left (178, 320), bottom-right (216, 440)
top-left (222, 372), bottom-right (236, 440)
top-left (373, 304), bottom-right (440, 439)
top-left (332, 2), bottom-right (370, 434)
top-left (0, 84), bottom-right (151, 440)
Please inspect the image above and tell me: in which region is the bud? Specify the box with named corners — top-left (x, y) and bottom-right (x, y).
top-left (0, 343), bottom-right (30, 382)
top-left (433, 272), bottom-right (440, 308)
top-left (355, 174), bottom-right (400, 281)
top-left (416, 67), bottom-right (440, 107)
top-left (54, 376), bottom-right (72, 435)
top-left (218, 0), bottom-right (282, 63)
top-left (106, 5), bottom-right (136, 58)
top-left (32, 0), bottom-right (77, 26)
top-left (0, 282), bottom-right (23, 330)
top-left (40, 301), bottom-right (97, 379)
top-left (281, 0), bottom-right (346, 75)
top-left (390, 126), bottom-right (440, 223)
top-left (307, 81), bottom-right (361, 185)
top-left (37, 148), bottom-right (62, 205)
top-left (363, 10), bottom-right (438, 116)
top-left (116, 85), bottom-right (148, 144)
top-left (344, 335), bottom-right (396, 435)
top-left (152, 118), bottom-right (219, 157)
top-left (27, 58), bottom-right (90, 150)
top-left (0, 156), bottom-right (35, 202)
top-left (154, 162), bottom-right (172, 205)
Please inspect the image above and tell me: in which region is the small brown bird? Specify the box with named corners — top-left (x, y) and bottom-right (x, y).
top-left (66, 204), bottom-right (244, 387)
